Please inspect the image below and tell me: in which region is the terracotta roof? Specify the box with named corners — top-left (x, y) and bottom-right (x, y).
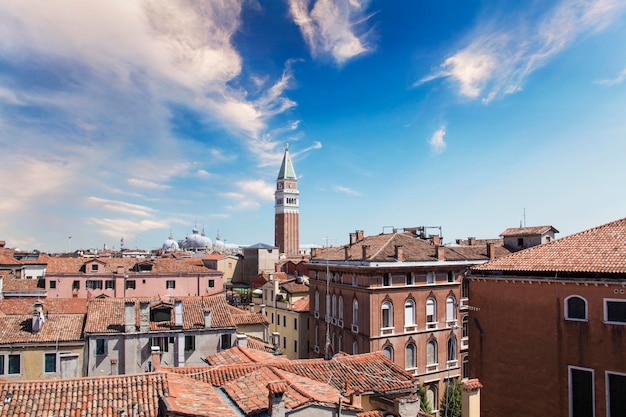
top-left (205, 345), bottom-right (287, 366)
top-left (227, 305), bottom-right (269, 326)
top-left (473, 217), bottom-right (626, 274)
top-left (0, 254), bottom-right (21, 266)
top-left (462, 378), bottom-right (483, 391)
top-left (281, 281), bottom-right (309, 294)
top-left (313, 232), bottom-right (511, 263)
top-left (1, 276), bottom-right (39, 291)
top-left (251, 272), bottom-right (269, 289)
top-left (292, 295), bottom-right (310, 313)
top-left (162, 372), bottom-right (239, 417)
top-left (0, 314), bottom-right (84, 344)
top-left (0, 298), bottom-right (87, 315)
top-left (500, 226), bottom-right (559, 237)
top-left (85, 294), bottom-right (235, 334)
top-left (203, 254), bottom-right (229, 261)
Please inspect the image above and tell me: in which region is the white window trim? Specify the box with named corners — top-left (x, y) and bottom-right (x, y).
top-left (606, 370), bottom-right (626, 417)
top-left (565, 295), bottom-right (588, 322)
top-left (568, 365), bottom-right (595, 417)
top-left (604, 298), bottom-right (626, 325)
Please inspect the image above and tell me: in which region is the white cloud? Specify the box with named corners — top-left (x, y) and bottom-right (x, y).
top-left (127, 178), bottom-right (172, 190)
top-left (237, 180), bottom-right (275, 201)
top-left (334, 185), bottom-right (361, 196)
top-left (429, 126), bottom-right (447, 154)
top-left (418, 0), bottom-right (626, 102)
top-left (595, 67), bottom-right (626, 86)
top-left (87, 197), bottom-right (156, 217)
top-left (288, 0), bottom-right (374, 65)
top-left (86, 217), bottom-right (168, 239)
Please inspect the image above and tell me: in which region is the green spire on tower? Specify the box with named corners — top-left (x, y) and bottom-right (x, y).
top-left (277, 143), bottom-right (297, 180)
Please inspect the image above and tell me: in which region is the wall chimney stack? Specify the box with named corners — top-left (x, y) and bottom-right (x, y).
top-left (361, 245), bottom-right (369, 260)
top-left (487, 242), bottom-right (496, 260)
top-left (436, 245), bottom-right (445, 261)
top-left (395, 245), bottom-right (404, 262)
top-left (124, 301), bottom-right (135, 333)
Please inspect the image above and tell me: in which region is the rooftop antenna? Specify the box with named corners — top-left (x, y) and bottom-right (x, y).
top-left (523, 208), bottom-right (526, 227)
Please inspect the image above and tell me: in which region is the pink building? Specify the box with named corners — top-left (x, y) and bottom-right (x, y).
top-left (43, 257), bottom-right (224, 299)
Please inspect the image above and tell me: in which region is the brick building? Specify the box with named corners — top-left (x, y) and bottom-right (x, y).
top-left (305, 227), bottom-right (511, 413)
top-left (469, 217), bottom-right (626, 417)
top-left (274, 144), bottom-right (300, 258)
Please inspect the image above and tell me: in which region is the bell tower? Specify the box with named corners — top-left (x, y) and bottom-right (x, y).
top-left (274, 144), bottom-right (300, 258)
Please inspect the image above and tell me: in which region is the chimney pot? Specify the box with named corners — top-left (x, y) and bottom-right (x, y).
top-left (436, 245), bottom-right (445, 261)
top-left (344, 246), bottom-right (350, 260)
top-left (468, 237), bottom-right (476, 246)
top-left (487, 242), bottom-right (496, 260)
top-left (249, 303), bottom-right (255, 313)
top-left (174, 299), bottom-right (183, 327)
top-left (204, 310), bottom-right (212, 328)
top-left (361, 245), bottom-right (369, 260)
top-left (395, 245), bottom-right (404, 262)
top-left (260, 304), bottom-right (266, 314)
top-left (237, 333), bottom-right (248, 348)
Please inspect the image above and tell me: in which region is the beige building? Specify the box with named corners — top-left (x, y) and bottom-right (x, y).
top-left (202, 254), bottom-right (242, 283)
top-left (255, 274), bottom-right (310, 359)
top-left (0, 300), bottom-right (84, 380)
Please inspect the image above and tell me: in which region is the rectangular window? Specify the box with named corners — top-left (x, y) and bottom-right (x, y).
top-left (208, 279), bottom-right (215, 288)
top-left (448, 271), bottom-right (455, 283)
top-left (151, 337), bottom-right (169, 353)
top-left (605, 299), bottom-right (626, 324)
top-left (569, 366), bottom-right (594, 417)
top-left (406, 273), bottom-right (414, 285)
top-left (185, 336), bottom-right (195, 352)
top-left (49, 280), bottom-right (56, 289)
top-left (44, 353), bottom-right (56, 373)
top-left (221, 334), bottom-right (232, 350)
top-left (166, 280), bottom-right (175, 289)
top-left (283, 336), bottom-right (286, 349)
top-left (8, 354), bottom-right (20, 374)
top-left (294, 340), bottom-right (298, 353)
top-left (125, 280), bottom-right (136, 290)
top-left (91, 264), bottom-right (98, 272)
top-left (271, 313), bottom-right (274, 323)
top-left (96, 339), bottom-right (107, 356)
top-left (283, 315), bottom-right (287, 327)
top-left (72, 280), bottom-right (80, 290)
top-left (427, 272), bottom-right (435, 285)
top-left (294, 318), bottom-right (298, 330)
top-left (607, 372), bottom-right (626, 417)
top-left (105, 280), bottom-right (115, 290)
top-left (86, 280), bottom-right (103, 290)
top-left (0, 356), bottom-right (4, 375)
top-left (383, 273), bottom-right (391, 287)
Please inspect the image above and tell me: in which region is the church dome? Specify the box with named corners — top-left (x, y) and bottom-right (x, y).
top-left (182, 227), bottom-right (212, 251)
top-left (162, 233), bottom-right (179, 252)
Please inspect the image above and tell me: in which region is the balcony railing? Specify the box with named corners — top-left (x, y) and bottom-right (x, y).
top-left (380, 327), bottom-right (395, 336)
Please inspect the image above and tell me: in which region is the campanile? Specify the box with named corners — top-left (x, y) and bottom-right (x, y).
top-left (274, 144), bottom-right (299, 257)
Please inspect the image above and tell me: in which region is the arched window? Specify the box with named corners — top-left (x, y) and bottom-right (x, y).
top-left (352, 341), bottom-right (359, 354)
top-left (565, 295), bottom-right (587, 320)
top-left (461, 278), bottom-right (469, 298)
top-left (315, 324), bottom-right (319, 347)
top-left (427, 386), bottom-right (437, 411)
top-left (332, 294), bottom-right (337, 318)
top-left (427, 340), bottom-right (437, 365)
top-left (462, 315), bottom-right (469, 338)
top-left (314, 290), bottom-right (319, 314)
top-left (405, 343), bottom-right (416, 369)
top-left (462, 356), bottom-right (469, 379)
top-left (447, 337), bottom-right (457, 363)
top-left (381, 301), bottom-right (393, 328)
top-left (353, 299), bottom-right (359, 326)
top-left (426, 298), bottom-right (437, 324)
top-left (338, 296), bottom-right (344, 320)
top-left (404, 299), bottom-right (416, 327)
top-left (446, 296), bottom-right (456, 324)
top-left (326, 293), bottom-right (330, 317)
top-left (382, 346), bottom-right (393, 360)
top-left (332, 333), bottom-right (337, 352)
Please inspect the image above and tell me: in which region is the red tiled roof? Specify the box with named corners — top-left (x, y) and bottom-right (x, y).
top-left (0, 298), bottom-right (87, 315)
top-left (500, 226), bottom-right (558, 237)
top-left (163, 372), bottom-right (239, 417)
top-left (1, 276), bottom-right (39, 291)
top-left (0, 254), bottom-right (21, 266)
top-left (313, 232), bottom-right (511, 263)
top-left (205, 345), bottom-right (287, 366)
top-left (0, 314), bottom-right (84, 344)
top-left (281, 281), bottom-right (309, 294)
top-left (227, 305), bottom-right (269, 326)
top-left (292, 295), bottom-right (309, 313)
top-left (473, 217), bottom-right (626, 274)
top-left (84, 294), bottom-right (235, 334)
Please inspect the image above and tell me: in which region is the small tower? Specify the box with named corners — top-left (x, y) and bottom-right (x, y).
top-left (274, 144), bottom-right (300, 258)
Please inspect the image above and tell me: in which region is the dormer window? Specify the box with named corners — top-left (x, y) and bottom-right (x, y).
top-left (151, 307), bottom-right (171, 322)
top-left (91, 264), bottom-right (98, 272)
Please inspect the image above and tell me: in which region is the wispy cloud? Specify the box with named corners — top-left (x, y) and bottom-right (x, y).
top-left (288, 0), bottom-right (374, 65)
top-left (127, 178), bottom-right (172, 190)
top-left (87, 197), bottom-right (157, 217)
top-left (429, 126), bottom-right (447, 154)
top-left (237, 180), bottom-right (275, 201)
top-left (86, 217), bottom-right (168, 239)
top-left (417, 0), bottom-right (626, 103)
top-left (334, 185), bottom-right (361, 196)
top-left (594, 67), bottom-right (626, 86)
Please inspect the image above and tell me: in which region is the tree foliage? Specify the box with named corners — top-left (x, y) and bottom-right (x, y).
top-left (439, 378), bottom-right (462, 417)
top-left (418, 384), bottom-right (433, 414)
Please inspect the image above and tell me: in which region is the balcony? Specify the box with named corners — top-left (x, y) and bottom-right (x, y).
top-left (461, 337), bottom-right (469, 350)
top-left (460, 298), bottom-right (469, 310)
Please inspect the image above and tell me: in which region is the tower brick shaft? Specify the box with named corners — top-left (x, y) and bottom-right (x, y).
top-left (274, 144), bottom-right (299, 258)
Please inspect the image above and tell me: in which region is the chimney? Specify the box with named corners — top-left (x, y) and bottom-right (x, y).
top-left (468, 237), bottom-right (476, 246)
top-left (31, 301), bottom-right (45, 333)
top-left (116, 265), bottom-right (124, 275)
top-left (361, 245), bottom-right (369, 260)
top-left (272, 331), bottom-right (280, 348)
top-left (395, 245), bottom-right (404, 262)
top-left (260, 304), bottom-right (266, 315)
top-left (139, 301), bottom-right (150, 332)
top-left (430, 235), bottom-right (441, 245)
top-left (267, 381), bottom-right (288, 417)
top-left (150, 346), bottom-right (161, 370)
top-left (462, 379), bottom-right (483, 417)
top-left (237, 333), bottom-right (248, 348)
top-left (357, 230), bottom-right (364, 241)
top-left (395, 397), bottom-right (420, 417)
top-left (174, 299), bottom-right (183, 327)
top-left (344, 246), bottom-right (350, 260)
top-left (311, 248), bottom-right (319, 257)
top-left (124, 301), bottom-right (135, 333)
top-left (487, 242), bottom-right (496, 260)
top-left (436, 245), bottom-right (445, 261)
top-left (204, 310), bottom-right (212, 328)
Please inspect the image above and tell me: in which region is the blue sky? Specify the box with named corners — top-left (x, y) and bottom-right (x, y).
top-left (1, 0), bottom-right (625, 253)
